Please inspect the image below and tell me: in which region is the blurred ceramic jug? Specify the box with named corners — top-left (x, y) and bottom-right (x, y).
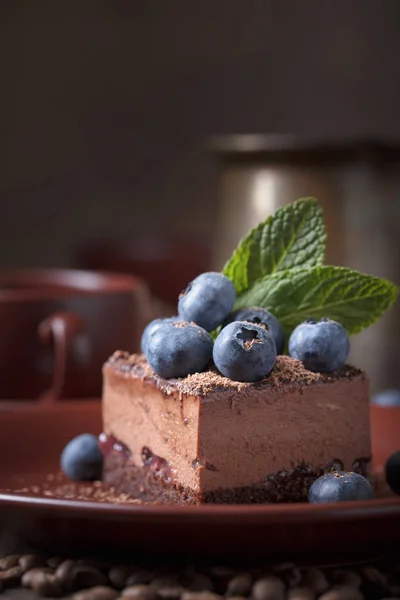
top-left (211, 135), bottom-right (400, 393)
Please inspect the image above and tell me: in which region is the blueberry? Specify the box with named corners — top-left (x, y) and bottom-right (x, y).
top-left (385, 451), bottom-right (400, 495)
top-left (213, 321), bottom-right (277, 382)
top-left (146, 321), bottom-right (213, 378)
top-left (178, 272), bottom-right (236, 332)
top-left (141, 316), bottom-right (180, 354)
top-left (371, 389), bottom-right (400, 407)
top-left (288, 318), bottom-right (350, 372)
top-left (223, 307), bottom-right (285, 354)
top-left (309, 471), bottom-right (373, 503)
top-left (61, 434), bottom-right (103, 482)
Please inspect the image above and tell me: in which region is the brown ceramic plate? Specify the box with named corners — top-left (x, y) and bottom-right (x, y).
top-left (0, 402), bottom-right (399, 565)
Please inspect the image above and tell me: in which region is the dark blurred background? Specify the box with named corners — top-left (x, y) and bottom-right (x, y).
top-left (1, 0), bottom-right (400, 268)
top-left (1, 1), bottom-right (400, 392)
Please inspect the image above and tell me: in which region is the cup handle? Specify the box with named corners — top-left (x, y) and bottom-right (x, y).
top-left (37, 311), bottom-right (84, 403)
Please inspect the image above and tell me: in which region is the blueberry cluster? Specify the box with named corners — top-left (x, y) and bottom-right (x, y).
top-left (142, 272), bottom-right (283, 382)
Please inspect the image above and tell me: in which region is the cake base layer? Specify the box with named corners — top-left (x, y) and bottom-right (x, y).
top-left (101, 434), bottom-right (371, 505)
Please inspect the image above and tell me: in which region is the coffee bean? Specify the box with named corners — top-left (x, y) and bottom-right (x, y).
top-left (55, 559), bottom-right (76, 585)
top-left (126, 570), bottom-right (154, 586)
top-left (71, 565), bottom-right (108, 590)
top-left (0, 555), bottom-right (20, 570)
top-left (226, 573), bottom-right (252, 596)
top-left (303, 569), bottom-right (329, 595)
top-left (331, 570), bottom-right (362, 589)
top-left (73, 585), bottom-right (120, 600)
top-left (22, 568), bottom-right (53, 587)
top-left (284, 569), bottom-right (302, 588)
top-left (252, 576), bottom-right (285, 600)
top-left (288, 586), bottom-right (315, 600)
top-left (47, 556), bottom-right (64, 569)
top-left (319, 586), bottom-right (363, 600)
top-left (109, 566), bottom-right (131, 589)
top-left (157, 585), bottom-right (186, 600)
top-left (0, 565), bottom-right (23, 587)
top-left (26, 570), bottom-right (63, 597)
top-left (361, 566), bottom-right (388, 588)
top-left (19, 554), bottom-right (46, 572)
top-left (187, 574), bottom-right (214, 592)
top-left (122, 584), bottom-right (158, 600)
top-left (182, 592), bottom-right (223, 600)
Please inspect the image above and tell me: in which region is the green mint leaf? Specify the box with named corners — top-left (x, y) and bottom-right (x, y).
top-left (223, 197), bottom-right (326, 294)
top-left (235, 266), bottom-right (398, 337)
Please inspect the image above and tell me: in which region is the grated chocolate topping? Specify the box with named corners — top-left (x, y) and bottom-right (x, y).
top-left (105, 352), bottom-right (364, 398)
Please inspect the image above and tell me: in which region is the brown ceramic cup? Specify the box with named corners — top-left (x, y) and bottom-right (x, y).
top-left (0, 269), bottom-right (152, 400)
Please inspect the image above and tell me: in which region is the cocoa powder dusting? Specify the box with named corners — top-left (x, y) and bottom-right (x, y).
top-left (105, 352), bottom-right (363, 398)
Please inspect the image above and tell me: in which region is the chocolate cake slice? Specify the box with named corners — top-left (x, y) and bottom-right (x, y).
top-left (101, 351), bottom-right (371, 504)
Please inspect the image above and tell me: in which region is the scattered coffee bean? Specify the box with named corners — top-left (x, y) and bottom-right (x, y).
top-left (361, 566), bottom-right (388, 588)
top-left (73, 585), bottom-right (120, 600)
top-left (47, 556), bottom-right (64, 569)
top-left (319, 586), bottom-right (363, 600)
top-left (27, 570), bottom-right (63, 597)
top-left (122, 584), bottom-right (158, 600)
top-left (157, 585), bottom-right (186, 600)
top-left (188, 574), bottom-right (214, 592)
top-left (71, 565), bottom-right (108, 590)
top-left (22, 567), bottom-right (53, 587)
top-left (0, 565), bottom-right (23, 587)
top-left (226, 573), bottom-right (252, 596)
top-left (227, 596), bottom-right (247, 600)
top-left (331, 570), bottom-right (362, 589)
top-left (252, 576), bottom-right (285, 600)
top-left (0, 555), bottom-right (20, 570)
top-left (182, 592), bottom-right (223, 600)
top-left (109, 566), bottom-right (131, 589)
top-left (55, 558), bottom-right (76, 585)
top-left (287, 586), bottom-right (315, 600)
top-left (284, 569), bottom-right (302, 588)
top-left (303, 569), bottom-right (329, 595)
top-left (19, 554), bottom-right (46, 572)
top-left (126, 570), bottom-right (155, 586)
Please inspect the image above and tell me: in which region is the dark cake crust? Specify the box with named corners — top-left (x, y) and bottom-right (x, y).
top-left (101, 435), bottom-right (371, 505)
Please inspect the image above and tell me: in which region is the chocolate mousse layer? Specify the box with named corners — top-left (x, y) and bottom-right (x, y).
top-left (102, 352), bottom-right (371, 504)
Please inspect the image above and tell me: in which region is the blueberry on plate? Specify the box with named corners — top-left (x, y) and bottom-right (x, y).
top-left (213, 321), bottom-right (277, 382)
top-left (223, 306), bottom-right (285, 354)
top-left (309, 471), bottom-right (373, 503)
top-left (146, 321), bottom-right (213, 379)
top-left (371, 389), bottom-right (400, 407)
top-left (178, 272), bottom-right (236, 332)
top-left (61, 434), bottom-right (103, 482)
top-left (385, 450), bottom-right (400, 495)
top-left (289, 318), bottom-right (350, 373)
top-left (141, 316), bottom-right (180, 354)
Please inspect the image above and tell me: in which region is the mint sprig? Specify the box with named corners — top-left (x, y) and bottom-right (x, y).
top-left (222, 198), bottom-right (398, 340)
top-left (235, 266), bottom-right (398, 338)
top-left (223, 197), bottom-right (326, 294)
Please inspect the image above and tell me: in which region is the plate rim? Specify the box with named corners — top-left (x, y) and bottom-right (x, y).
top-left (1, 492), bottom-right (399, 523)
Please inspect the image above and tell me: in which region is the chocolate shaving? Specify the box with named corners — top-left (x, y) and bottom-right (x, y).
top-left (105, 352), bottom-right (364, 398)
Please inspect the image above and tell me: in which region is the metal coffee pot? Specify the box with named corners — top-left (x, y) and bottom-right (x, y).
top-left (211, 135), bottom-right (400, 394)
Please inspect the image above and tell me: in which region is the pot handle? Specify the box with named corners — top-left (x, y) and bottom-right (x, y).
top-left (37, 311), bottom-right (85, 403)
